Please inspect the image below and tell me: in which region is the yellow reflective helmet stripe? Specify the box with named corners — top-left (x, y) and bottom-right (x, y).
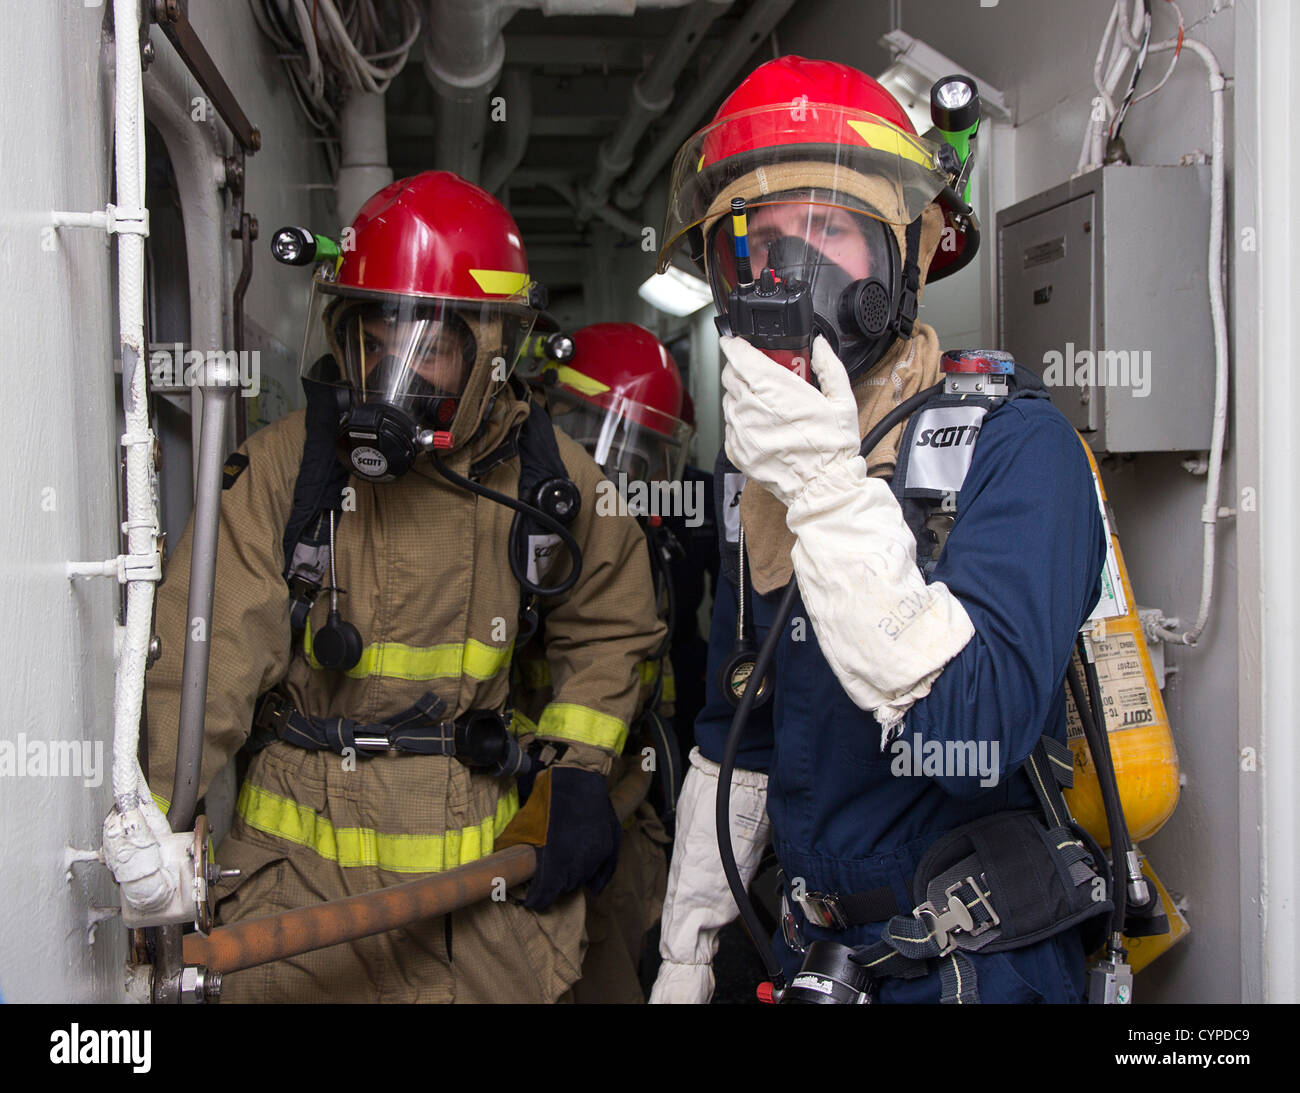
top-left (845, 119), bottom-right (936, 169)
top-left (236, 781), bottom-right (520, 873)
top-left (468, 269), bottom-right (532, 296)
top-left (538, 702), bottom-right (628, 754)
top-left (304, 620), bottom-right (513, 682)
top-left (553, 365), bottom-right (611, 398)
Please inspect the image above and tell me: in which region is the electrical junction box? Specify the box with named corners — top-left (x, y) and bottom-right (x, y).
top-left (997, 165), bottom-right (1213, 453)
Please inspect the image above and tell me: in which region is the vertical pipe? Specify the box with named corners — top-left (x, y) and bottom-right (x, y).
top-left (337, 91), bottom-right (394, 224)
top-left (167, 382), bottom-right (234, 831)
top-left (1257, 0), bottom-right (1300, 1004)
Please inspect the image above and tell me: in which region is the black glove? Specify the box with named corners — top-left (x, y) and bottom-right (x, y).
top-left (497, 766), bottom-right (621, 911)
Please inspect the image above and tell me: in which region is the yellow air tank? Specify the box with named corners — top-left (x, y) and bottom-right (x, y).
top-left (1064, 440), bottom-right (1180, 845)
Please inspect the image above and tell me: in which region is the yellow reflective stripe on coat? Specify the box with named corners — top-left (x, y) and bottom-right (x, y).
top-left (304, 620), bottom-right (512, 682)
top-left (637, 658), bottom-right (675, 701)
top-left (538, 702), bottom-right (628, 753)
top-left (509, 708), bottom-right (539, 737)
top-left (236, 781), bottom-right (521, 873)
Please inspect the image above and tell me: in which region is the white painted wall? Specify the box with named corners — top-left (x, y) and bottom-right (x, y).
top-left (0, 0), bottom-right (326, 1002)
top-left (778, 0), bottom-right (1250, 1001)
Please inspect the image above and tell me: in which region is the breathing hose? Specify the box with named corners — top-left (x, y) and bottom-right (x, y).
top-left (429, 449), bottom-right (583, 598)
top-left (1068, 635), bottom-right (1135, 953)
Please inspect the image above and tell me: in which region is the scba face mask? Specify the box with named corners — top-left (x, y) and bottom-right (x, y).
top-left (301, 283), bottom-right (533, 481)
top-left (707, 191), bottom-right (916, 383)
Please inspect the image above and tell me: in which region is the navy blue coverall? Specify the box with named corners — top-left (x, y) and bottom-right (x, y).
top-left (697, 378), bottom-right (1108, 1003)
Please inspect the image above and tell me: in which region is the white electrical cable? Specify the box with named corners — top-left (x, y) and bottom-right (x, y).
top-left (1080, 0), bottom-right (1142, 174)
top-left (1108, 1), bottom-right (1228, 646)
top-left (108, 0), bottom-right (160, 813)
top-left (250, 0), bottom-right (421, 131)
top-left (1131, 0), bottom-right (1184, 105)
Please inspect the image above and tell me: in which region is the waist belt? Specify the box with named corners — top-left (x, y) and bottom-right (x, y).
top-left (252, 690), bottom-right (531, 777)
top-left (782, 737), bottom-right (1113, 1004)
top-left (781, 871), bottom-right (901, 932)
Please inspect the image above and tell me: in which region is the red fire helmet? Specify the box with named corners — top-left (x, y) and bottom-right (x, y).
top-left (659, 55), bottom-right (973, 282)
top-left (546, 323), bottom-right (691, 483)
top-left (338, 170), bottom-right (534, 303)
top-left (299, 171), bottom-right (542, 456)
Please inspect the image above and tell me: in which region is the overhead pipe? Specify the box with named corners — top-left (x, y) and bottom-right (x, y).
top-left (481, 67), bottom-right (533, 196)
top-left (544, 178), bottom-right (644, 238)
top-left (182, 768), bottom-right (652, 976)
top-left (337, 91), bottom-right (394, 225)
top-left (425, 0), bottom-right (709, 184)
top-left (615, 0), bottom-right (796, 211)
top-left (423, 0), bottom-right (510, 183)
top-left (576, 0), bottom-right (732, 224)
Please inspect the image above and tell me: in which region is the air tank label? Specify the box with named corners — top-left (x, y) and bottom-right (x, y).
top-left (905, 406), bottom-right (989, 493)
top-left (1064, 632), bottom-right (1156, 738)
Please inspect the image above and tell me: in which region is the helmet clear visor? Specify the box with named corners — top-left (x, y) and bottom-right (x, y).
top-left (659, 101), bottom-right (948, 272)
top-left (547, 385), bottom-right (691, 485)
top-left (300, 280), bottom-right (534, 428)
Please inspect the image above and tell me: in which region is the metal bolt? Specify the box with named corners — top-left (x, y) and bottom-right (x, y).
top-left (179, 965), bottom-right (207, 1004)
top-left (141, 41), bottom-right (156, 70)
top-left (147, 635), bottom-right (162, 666)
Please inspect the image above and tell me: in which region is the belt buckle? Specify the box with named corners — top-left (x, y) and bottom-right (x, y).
top-left (779, 887), bottom-right (807, 955)
top-left (913, 875), bottom-right (999, 957)
top-left (256, 690), bottom-right (291, 736)
top-left (796, 890), bottom-right (849, 931)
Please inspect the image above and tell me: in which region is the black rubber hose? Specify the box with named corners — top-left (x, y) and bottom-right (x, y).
top-left (430, 450), bottom-right (583, 598)
top-left (1066, 647), bottom-right (1130, 947)
top-left (857, 381), bottom-right (946, 459)
top-left (715, 378), bottom-right (947, 987)
top-left (716, 576), bottom-right (800, 988)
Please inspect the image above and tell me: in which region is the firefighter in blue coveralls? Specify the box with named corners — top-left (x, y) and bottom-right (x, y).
top-left (649, 57), bottom-right (1109, 1004)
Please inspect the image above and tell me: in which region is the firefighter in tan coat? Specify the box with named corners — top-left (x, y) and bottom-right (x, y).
top-left (145, 171), bottom-right (665, 1003)
top-left (516, 323), bottom-right (693, 1001)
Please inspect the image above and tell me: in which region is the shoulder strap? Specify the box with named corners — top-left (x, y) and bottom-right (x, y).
top-left (282, 376), bottom-right (350, 583)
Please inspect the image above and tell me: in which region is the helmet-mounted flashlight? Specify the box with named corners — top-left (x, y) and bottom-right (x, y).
top-left (271, 225), bottom-right (343, 266)
top-left (930, 76), bottom-right (981, 206)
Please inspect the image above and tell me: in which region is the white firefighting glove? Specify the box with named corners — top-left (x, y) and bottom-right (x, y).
top-left (721, 335), bottom-right (974, 737)
top-left (649, 747), bottom-right (769, 1004)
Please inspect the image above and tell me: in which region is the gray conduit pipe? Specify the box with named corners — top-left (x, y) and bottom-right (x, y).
top-left (482, 67), bottom-right (533, 196)
top-left (615, 0), bottom-right (796, 211)
top-left (575, 0), bottom-right (732, 223)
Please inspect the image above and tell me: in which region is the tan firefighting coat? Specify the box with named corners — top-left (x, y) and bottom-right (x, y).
top-left (146, 389), bottom-right (665, 1002)
top-left (513, 527), bottom-right (677, 1004)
